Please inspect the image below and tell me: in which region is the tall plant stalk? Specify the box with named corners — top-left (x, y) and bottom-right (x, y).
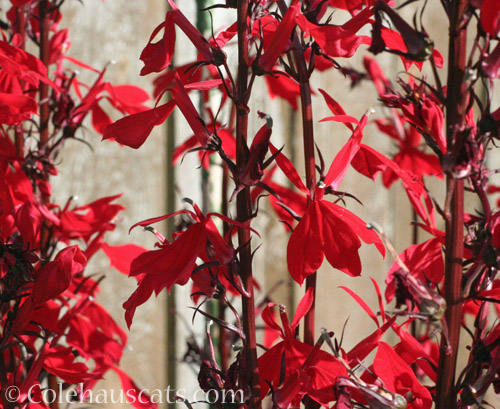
top-left (293, 26), bottom-right (320, 409)
top-left (274, 5), bottom-right (318, 409)
top-left (435, 0), bottom-right (468, 407)
top-left (235, 2), bottom-right (261, 408)
top-left (296, 63), bottom-right (318, 349)
top-left (166, 96), bottom-right (177, 392)
top-left (38, 3), bottom-right (60, 407)
top-left (276, 0), bottom-right (318, 350)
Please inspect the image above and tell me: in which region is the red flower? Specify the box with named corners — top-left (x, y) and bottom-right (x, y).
top-left (56, 194), bottom-right (125, 243)
top-left (32, 245), bottom-right (87, 304)
top-left (265, 73), bottom-right (301, 110)
top-left (254, 0), bottom-right (300, 73)
top-left (385, 238), bottom-right (444, 305)
top-left (123, 202), bottom-right (255, 327)
top-left (361, 55), bottom-right (443, 186)
top-left (276, 112), bottom-right (385, 284)
top-left (352, 144), bottom-right (437, 229)
top-left (480, 0), bottom-right (500, 37)
top-left (373, 342), bottom-right (432, 409)
top-left (288, 198), bottom-right (384, 283)
top-left (234, 116), bottom-right (273, 195)
top-left (259, 289), bottom-right (348, 406)
top-left (0, 92), bottom-right (38, 125)
top-left (297, 13), bottom-right (369, 59)
top-left (103, 101), bottom-right (175, 149)
top-left (101, 242), bottom-right (148, 276)
top-left (140, 0), bottom-right (221, 76)
top-left (15, 200), bottom-right (42, 249)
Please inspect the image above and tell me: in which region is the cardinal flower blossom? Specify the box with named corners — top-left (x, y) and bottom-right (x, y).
top-left (270, 110), bottom-right (385, 284)
top-left (123, 201), bottom-right (257, 327)
top-left (259, 289), bottom-right (348, 407)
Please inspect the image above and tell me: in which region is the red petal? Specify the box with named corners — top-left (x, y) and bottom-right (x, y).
top-left (257, 0), bottom-right (300, 72)
top-left (340, 285), bottom-right (379, 327)
top-left (319, 201), bottom-right (362, 277)
top-left (269, 143), bottom-right (309, 194)
top-left (298, 16), bottom-right (365, 58)
top-left (101, 243), bottom-right (148, 275)
top-left (261, 303), bottom-right (284, 338)
top-left (167, 0), bottom-right (214, 62)
top-left (15, 200), bottom-right (42, 248)
top-left (129, 209), bottom-right (193, 233)
top-left (44, 347), bottom-right (92, 384)
top-left (363, 56), bottom-right (392, 96)
top-left (172, 135), bottom-right (198, 164)
top-left (328, 202), bottom-right (385, 257)
top-left (481, 0), bottom-right (500, 36)
top-left (318, 88), bottom-right (358, 131)
top-left (347, 317), bottom-right (395, 364)
top-left (63, 55), bottom-right (100, 73)
top-left (370, 276), bottom-right (386, 324)
top-left (103, 101), bottom-right (175, 149)
top-left (291, 287), bottom-right (314, 329)
top-left (123, 275), bottom-right (158, 328)
top-left (258, 342), bottom-right (285, 398)
top-left (267, 180), bottom-right (307, 230)
top-left (129, 223), bottom-right (206, 283)
top-left (421, 97), bottom-right (446, 153)
top-left (477, 287), bottom-right (500, 298)
top-left (184, 79), bottom-right (223, 90)
top-left (374, 342), bottom-right (432, 409)
top-left (324, 113), bottom-right (368, 190)
top-left (140, 17), bottom-right (175, 75)
top-left (172, 73), bottom-right (211, 145)
top-left (287, 202), bottom-right (324, 284)
top-left (207, 212), bottom-right (261, 237)
top-left (265, 73), bottom-right (301, 110)
top-left (204, 216), bottom-right (234, 264)
top-left (385, 238), bottom-right (443, 302)
top-left (32, 245), bottom-right (87, 304)
top-left (351, 143), bottom-right (388, 181)
top-left (91, 102), bottom-right (112, 134)
top-left (113, 366), bottom-right (157, 409)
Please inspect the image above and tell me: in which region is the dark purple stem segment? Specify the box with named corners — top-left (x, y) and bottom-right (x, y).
top-left (435, 0), bottom-right (468, 407)
top-left (235, 2), bottom-right (261, 408)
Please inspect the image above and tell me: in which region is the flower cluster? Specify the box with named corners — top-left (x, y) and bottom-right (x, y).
top-left (110, 0), bottom-right (500, 407)
top-left (0, 2), bottom-right (154, 409)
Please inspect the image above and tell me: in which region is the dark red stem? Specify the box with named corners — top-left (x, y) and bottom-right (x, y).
top-left (279, 0), bottom-right (318, 348)
top-left (292, 23), bottom-right (319, 409)
top-left (410, 208), bottom-right (418, 339)
top-left (219, 162), bottom-right (230, 371)
top-left (38, 3), bottom-right (58, 405)
top-left (276, 0), bottom-right (317, 351)
top-left (435, 0), bottom-right (468, 407)
top-left (219, 103), bottom-right (236, 372)
top-left (235, 1), bottom-right (261, 408)
top-left (295, 60), bottom-right (317, 347)
top-left (274, 6), bottom-right (318, 409)
top-left (38, 0), bottom-right (52, 257)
